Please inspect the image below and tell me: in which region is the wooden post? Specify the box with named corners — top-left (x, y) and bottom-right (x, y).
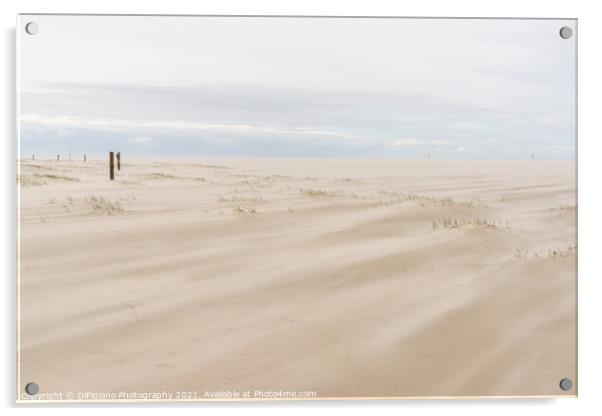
top-left (117, 152), bottom-right (121, 170)
top-left (109, 151), bottom-right (115, 180)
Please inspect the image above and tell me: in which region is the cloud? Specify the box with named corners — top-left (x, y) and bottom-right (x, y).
top-left (384, 138), bottom-right (418, 149)
top-left (449, 121), bottom-right (484, 130)
top-left (18, 17), bottom-right (576, 160)
top-left (20, 113), bottom-right (356, 141)
top-left (128, 136), bottom-right (153, 144)
top-left (19, 74), bottom-right (576, 160)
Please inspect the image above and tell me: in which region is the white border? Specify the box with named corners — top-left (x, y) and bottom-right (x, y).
top-left (3, 0), bottom-right (602, 415)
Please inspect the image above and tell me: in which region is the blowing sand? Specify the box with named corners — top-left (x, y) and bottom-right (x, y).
top-left (17, 158), bottom-right (576, 399)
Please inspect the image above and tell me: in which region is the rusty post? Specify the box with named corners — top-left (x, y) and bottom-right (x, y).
top-left (109, 151), bottom-right (115, 180)
top-left (117, 152), bottom-right (121, 170)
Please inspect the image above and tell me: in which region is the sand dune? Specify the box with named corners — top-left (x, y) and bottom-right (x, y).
top-left (17, 158), bottom-right (576, 399)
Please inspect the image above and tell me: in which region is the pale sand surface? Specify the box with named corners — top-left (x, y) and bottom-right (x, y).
top-left (18, 158), bottom-right (576, 398)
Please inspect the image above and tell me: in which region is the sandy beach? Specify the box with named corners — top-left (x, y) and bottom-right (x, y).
top-left (17, 158), bottom-right (577, 399)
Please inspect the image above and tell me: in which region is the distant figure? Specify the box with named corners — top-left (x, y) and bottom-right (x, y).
top-left (84, 154), bottom-right (86, 162)
top-left (32, 155), bottom-right (35, 161)
top-left (57, 154), bottom-right (60, 162)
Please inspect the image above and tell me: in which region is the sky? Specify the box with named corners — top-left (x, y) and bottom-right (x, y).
top-left (18, 15), bottom-right (576, 160)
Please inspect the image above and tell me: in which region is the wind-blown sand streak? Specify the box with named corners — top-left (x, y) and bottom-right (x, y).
top-left (18, 159), bottom-right (576, 398)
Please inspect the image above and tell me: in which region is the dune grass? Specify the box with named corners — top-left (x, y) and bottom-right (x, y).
top-left (300, 188), bottom-right (343, 198)
top-left (551, 204), bottom-right (576, 212)
top-left (146, 172), bottom-right (179, 179)
top-left (375, 192), bottom-right (483, 209)
top-left (232, 204), bottom-right (257, 214)
top-left (218, 194), bottom-right (263, 203)
top-left (33, 173), bottom-right (79, 182)
top-left (432, 217), bottom-right (510, 230)
top-left (18, 172), bottom-right (79, 186)
top-left (84, 195), bottom-right (124, 214)
top-left (514, 242), bottom-right (576, 259)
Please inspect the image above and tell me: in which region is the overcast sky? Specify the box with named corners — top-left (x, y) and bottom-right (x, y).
top-left (19, 15), bottom-right (576, 159)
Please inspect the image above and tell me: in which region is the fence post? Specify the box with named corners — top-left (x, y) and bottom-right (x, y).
top-left (117, 152), bottom-right (121, 170)
top-left (109, 151), bottom-right (115, 180)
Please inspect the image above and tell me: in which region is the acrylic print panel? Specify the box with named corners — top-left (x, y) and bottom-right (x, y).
top-left (17, 15), bottom-right (577, 401)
